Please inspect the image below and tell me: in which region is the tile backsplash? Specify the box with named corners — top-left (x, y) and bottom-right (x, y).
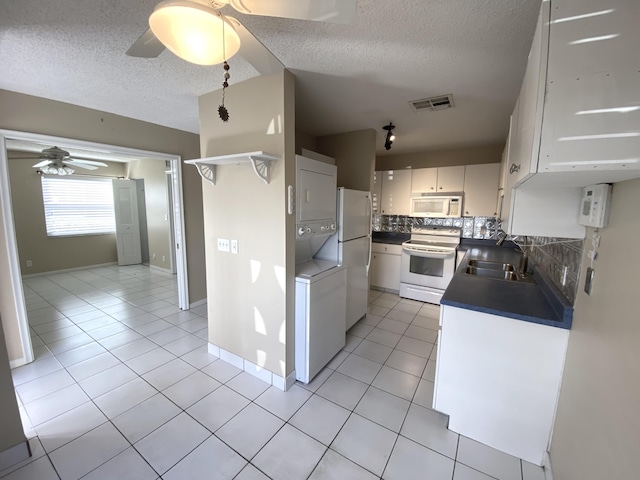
top-left (372, 214), bottom-right (498, 239)
top-left (372, 214), bottom-right (584, 304)
top-left (520, 236), bottom-right (584, 304)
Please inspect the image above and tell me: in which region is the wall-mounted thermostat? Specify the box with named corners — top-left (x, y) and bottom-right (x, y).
top-left (579, 184), bottom-right (611, 228)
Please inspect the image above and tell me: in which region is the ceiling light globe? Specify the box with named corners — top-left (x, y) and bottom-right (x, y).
top-left (389, 134), bottom-right (396, 141)
top-left (150, 1), bottom-right (241, 66)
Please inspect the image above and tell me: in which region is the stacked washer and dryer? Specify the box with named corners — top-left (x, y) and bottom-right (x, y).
top-left (294, 155), bottom-right (347, 383)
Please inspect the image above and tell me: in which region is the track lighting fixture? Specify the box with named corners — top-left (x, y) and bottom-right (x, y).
top-left (383, 123), bottom-right (396, 150)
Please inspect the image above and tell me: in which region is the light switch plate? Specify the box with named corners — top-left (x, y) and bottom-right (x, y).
top-left (231, 239), bottom-right (238, 254)
top-left (217, 238), bottom-right (230, 252)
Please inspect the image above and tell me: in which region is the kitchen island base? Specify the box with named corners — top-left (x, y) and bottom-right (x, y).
top-left (434, 305), bottom-right (569, 465)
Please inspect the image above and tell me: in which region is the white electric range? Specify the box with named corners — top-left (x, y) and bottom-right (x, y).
top-left (399, 226), bottom-right (461, 304)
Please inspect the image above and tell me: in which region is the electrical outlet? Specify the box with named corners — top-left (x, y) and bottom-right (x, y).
top-left (162, 255), bottom-right (165, 262)
top-left (217, 238), bottom-right (230, 252)
top-left (152, 253), bottom-right (156, 259)
top-left (231, 239), bottom-right (238, 254)
top-left (26, 260), bottom-right (32, 267)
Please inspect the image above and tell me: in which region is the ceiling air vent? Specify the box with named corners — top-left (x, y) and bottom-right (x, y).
top-left (410, 94), bottom-right (455, 112)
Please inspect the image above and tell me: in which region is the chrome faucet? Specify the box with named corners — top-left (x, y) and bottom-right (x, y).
top-left (495, 230), bottom-right (507, 246)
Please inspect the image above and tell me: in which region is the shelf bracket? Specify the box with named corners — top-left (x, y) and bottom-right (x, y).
top-left (249, 155), bottom-right (271, 185)
top-left (184, 151), bottom-right (278, 186)
top-left (194, 163), bottom-right (216, 186)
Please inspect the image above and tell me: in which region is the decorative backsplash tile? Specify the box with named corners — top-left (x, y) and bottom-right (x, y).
top-left (372, 214), bottom-right (498, 239)
top-left (521, 236), bottom-right (584, 304)
top-left (372, 215), bottom-right (584, 304)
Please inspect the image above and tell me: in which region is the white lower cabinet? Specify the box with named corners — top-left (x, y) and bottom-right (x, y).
top-left (433, 305), bottom-right (569, 466)
top-left (370, 243), bottom-right (401, 292)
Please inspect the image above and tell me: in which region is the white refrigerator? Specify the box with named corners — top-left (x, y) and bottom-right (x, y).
top-left (317, 187), bottom-right (372, 331)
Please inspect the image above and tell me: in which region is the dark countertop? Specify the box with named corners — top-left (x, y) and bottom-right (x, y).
top-left (372, 232), bottom-right (411, 245)
top-left (442, 244), bottom-right (573, 329)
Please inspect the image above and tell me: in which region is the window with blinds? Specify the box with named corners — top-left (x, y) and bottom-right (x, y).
top-left (41, 176), bottom-right (116, 237)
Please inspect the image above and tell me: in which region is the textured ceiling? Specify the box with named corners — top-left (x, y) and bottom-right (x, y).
top-left (0, 0), bottom-right (540, 156)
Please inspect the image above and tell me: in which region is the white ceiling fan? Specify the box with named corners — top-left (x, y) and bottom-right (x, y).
top-left (126, 0), bottom-right (357, 74)
top-left (29, 146), bottom-right (108, 175)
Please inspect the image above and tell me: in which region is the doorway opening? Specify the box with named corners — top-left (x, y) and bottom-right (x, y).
top-left (0, 129), bottom-right (190, 367)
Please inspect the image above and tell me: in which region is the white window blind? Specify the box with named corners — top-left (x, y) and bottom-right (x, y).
top-left (41, 177), bottom-right (116, 237)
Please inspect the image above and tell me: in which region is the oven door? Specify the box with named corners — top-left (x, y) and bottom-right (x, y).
top-left (400, 245), bottom-right (456, 290)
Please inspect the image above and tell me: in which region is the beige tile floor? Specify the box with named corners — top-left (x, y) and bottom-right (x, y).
top-left (2, 266), bottom-right (546, 479)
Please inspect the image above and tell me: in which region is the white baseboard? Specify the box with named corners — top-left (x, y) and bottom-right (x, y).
top-left (0, 441), bottom-right (30, 471)
top-left (207, 342), bottom-right (293, 391)
top-left (543, 452), bottom-right (554, 480)
top-left (190, 298), bottom-right (207, 308)
top-left (9, 357), bottom-right (27, 369)
top-left (21, 262), bottom-right (117, 279)
top-left (147, 264), bottom-right (174, 274)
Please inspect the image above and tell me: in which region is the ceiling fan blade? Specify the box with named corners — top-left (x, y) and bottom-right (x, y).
top-left (68, 159), bottom-right (109, 167)
top-left (63, 161), bottom-right (98, 171)
top-left (229, 0), bottom-right (356, 24)
top-left (228, 18), bottom-right (284, 75)
top-left (126, 28), bottom-right (166, 58)
top-left (32, 160), bottom-right (52, 168)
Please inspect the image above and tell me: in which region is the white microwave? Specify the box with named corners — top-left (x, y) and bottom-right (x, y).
top-left (410, 195), bottom-right (463, 218)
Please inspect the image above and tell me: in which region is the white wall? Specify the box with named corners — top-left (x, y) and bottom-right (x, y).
top-left (198, 70), bottom-right (296, 378)
top-left (549, 178), bottom-right (640, 479)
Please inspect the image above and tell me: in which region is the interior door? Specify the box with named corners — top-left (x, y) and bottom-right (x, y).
top-left (112, 179), bottom-right (142, 266)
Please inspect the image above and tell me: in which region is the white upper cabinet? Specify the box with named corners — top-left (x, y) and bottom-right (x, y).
top-left (500, 0), bottom-right (640, 238)
top-left (507, 0), bottom-right (548, 187)
top-left (463, 164), bottom-right (501, 217)
top-left (539, 0), bottom-right (640, 176)
top-left (380, 169), bottom-right (411, 215)
top-left (410, 167), bottom-right (438, 193)
top-left (411, 166), bottom-right (465, 194)
top-left (372, 171), bottom-right (382, 213)
top-left (436, 166), bottom-right (465, 192)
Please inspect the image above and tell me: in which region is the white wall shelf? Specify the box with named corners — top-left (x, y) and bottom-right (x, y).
top-left (185, 151), bottom-right (279, 185)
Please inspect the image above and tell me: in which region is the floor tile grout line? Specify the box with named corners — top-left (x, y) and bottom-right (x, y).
top-left (16, 274), bottom-right (528, 480)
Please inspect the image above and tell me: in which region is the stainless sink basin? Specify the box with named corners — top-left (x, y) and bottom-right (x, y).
top-left (468, 260), bottom-right (516, 271)
top-left (465, 266), bottom-right (520, 281)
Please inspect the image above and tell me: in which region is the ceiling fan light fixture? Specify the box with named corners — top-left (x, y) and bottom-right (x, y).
top-left (149, 1), bottom-right (241, 65)
top-left (40, 164), bottom-right (75, 175)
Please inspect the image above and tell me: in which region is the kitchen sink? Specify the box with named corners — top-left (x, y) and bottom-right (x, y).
top-left (465, 266), bottom-right (520, 281)
top-left (464, 262), bottom-right (536, 283)
top-left (468, 260), bottom-right (516, 271)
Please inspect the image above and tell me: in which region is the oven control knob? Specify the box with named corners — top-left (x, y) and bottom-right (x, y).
top-left (321, 226), bottom-right (326, 231)
top-left (331, 223), bottom-right (336, 230)
top-left (306, 227), bottom-right (312, 234)
top-left (298, 227), bottom-right (305, 236)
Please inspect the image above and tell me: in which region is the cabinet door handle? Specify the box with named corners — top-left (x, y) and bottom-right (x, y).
top-left (509, 163), bottom-right (521, 174)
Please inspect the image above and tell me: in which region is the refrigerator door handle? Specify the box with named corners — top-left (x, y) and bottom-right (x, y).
top-left (367, 193), bottom-right (373, 234)
top-left (365, 193), bottom-right (373, 273)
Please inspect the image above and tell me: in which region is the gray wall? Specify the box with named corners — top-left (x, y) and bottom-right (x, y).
top-left (317, 129), bottom-right (376, 192)
top-left (128, 159), bottom-right (173, 270)
top-left (376, 143), bottom-right (503, 171)
top-left (8, 154), bottom-right (126, 274)
top-left (549, 178), bottom-right (640, 478)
